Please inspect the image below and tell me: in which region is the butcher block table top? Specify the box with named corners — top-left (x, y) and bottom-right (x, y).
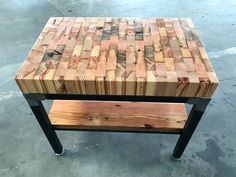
top-left (15, 17), bottom-right (218, 97)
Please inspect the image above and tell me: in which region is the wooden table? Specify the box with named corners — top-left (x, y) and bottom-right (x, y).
top-left (15, 17), bottom-right (218, 159)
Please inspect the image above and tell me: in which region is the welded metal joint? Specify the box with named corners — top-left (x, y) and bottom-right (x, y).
top-left (187, 97), bottom-right (211, 112)
top-left (23, 93), bottom-right (45, 102)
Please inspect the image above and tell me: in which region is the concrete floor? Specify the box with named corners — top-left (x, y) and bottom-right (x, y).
top-left (0, 0), bottom-right (236, 176)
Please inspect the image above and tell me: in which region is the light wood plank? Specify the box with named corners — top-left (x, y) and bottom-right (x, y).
top-left (49, 100), bottom-right (187, 133)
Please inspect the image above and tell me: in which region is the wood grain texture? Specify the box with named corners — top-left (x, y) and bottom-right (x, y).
top-left (15, 17), bottom-right (218, 97)
top-left (49, 100), bottom-right (187, 133)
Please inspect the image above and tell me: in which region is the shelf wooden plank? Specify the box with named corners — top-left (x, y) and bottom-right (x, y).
top-left (49, 100), bottom-right (187, 133)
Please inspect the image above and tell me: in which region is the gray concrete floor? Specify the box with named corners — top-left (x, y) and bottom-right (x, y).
top-left (0, 0), bottom-right (236, 176)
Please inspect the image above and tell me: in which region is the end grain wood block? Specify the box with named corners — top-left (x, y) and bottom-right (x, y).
top-left (49, 100), bottom-right (187, 133)
top-left (15, 17), bottom-right (218, 97)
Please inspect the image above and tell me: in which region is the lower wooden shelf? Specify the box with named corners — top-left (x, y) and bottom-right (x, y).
top-left (48, 100), bottom-right (187, 133)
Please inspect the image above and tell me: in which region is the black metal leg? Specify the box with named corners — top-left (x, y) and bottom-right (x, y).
top-left (25, 97), bottom-right (64, 155)
top-left (172, 98), bottom-right (211, 159)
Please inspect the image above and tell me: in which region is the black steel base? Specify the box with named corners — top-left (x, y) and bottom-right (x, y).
top-left (24, 93), bottom-right (210, 158)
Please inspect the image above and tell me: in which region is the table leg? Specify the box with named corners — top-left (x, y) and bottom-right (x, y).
top-left (25, 97), bottom-right (64, 155)
top-left (171, 98), bottom-right (211, 159)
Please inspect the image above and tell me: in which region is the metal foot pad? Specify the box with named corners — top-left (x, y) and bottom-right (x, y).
top-left (171, 154), bottom-right (181, 161)
top-left (55, 148), bottom-right (65, 156)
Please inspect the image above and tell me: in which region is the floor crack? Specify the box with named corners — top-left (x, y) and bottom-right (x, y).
top-left (220, 88), bottom-right (236, 110)
top-left (219, 77), bottom-right (236, 82)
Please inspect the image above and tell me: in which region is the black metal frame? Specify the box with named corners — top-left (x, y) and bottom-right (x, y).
top-left (23, 93), bottom-right (210, 159)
